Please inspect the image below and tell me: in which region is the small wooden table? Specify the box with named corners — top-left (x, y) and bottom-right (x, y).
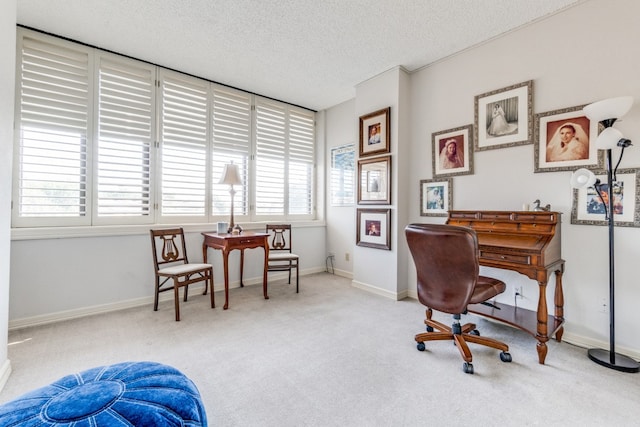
top-left (202, 231), bottom-right (270, 310)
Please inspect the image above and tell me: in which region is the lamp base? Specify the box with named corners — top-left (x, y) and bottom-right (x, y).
top-left (227, 224), bottom-right (243, 234)
top-left (588, 348), bottom-right (640, 373)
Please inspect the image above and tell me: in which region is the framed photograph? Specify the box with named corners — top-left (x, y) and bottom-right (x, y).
top-left (330, 143), bottom-right (356, 206)
top-left (356, 208), bottom-right (391, 250)
top-left (359, 107), bottom-right (391, 157)
top-left (571, 168), bottom-right (640, 227)
top-left (432, 124), bottom-right (474, 177)
top-left (357, 155), bottom-right (391, 205)
top-left (474, 80), bottom-right (533, 151)
top-left (534, 105), bottom-right (603, 173)
top-left (420, 178), bottom-right (452, 217)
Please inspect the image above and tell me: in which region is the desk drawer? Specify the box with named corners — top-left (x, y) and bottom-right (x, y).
top-left (227, 236), bottom-right (265, 249)
top-left (480, 250), bottom-right (531, 265)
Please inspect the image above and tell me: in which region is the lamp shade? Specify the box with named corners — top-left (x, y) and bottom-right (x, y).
top-left (595, 127), bottom-right (625, 150)
top-left (570, 168), bottom-right (597, 189)
top-left (218, 162), bottom-right (242, 185)
top-left (583, 96), bottom-right (633, 122)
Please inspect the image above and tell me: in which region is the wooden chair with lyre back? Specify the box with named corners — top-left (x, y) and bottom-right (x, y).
top-left (150, 228), bottom-right (215, 321)
top-left (265, 224), bottom-right (300, 293)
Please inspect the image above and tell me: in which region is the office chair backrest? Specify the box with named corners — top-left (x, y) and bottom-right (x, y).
top-left (405, 223), bottom-right (479, 314)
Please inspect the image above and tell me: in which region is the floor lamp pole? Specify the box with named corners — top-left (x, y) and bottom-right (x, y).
top-left (587, 149), bottom-right (640, 373)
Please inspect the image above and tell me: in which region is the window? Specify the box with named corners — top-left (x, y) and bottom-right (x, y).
top-left (95, 55), bottom-right (155, 224)
top-left (13, 34), bottom-right (92, 227)
top-left (158, 70), bottom-right (208, 221)
top-left (255, 98), bottom-right (315, 220)
top-left (13, 28), bottom-right (316, 229)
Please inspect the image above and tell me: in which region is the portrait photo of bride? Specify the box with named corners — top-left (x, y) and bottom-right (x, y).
top-left (475, 80), bottom-right (532, 151)
top-left (486, 101), bottom-right (518, 137)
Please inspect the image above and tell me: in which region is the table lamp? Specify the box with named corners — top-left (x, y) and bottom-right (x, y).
top-left (218, 162), bottom-right (243, 234)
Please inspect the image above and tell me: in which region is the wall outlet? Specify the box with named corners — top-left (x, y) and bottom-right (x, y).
top-left (345, 252), bottom-right (350, 261)
top-left (515, 286), bottom-right (524, 299)
top-left (598, 297), bottom-right (608, 314)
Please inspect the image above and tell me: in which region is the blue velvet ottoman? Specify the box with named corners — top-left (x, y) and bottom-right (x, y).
top-left (0, 361), bottom-right (207, 426)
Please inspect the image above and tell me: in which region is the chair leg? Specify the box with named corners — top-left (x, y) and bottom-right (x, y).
top-left (154, 277), bottom-right (160, 311)
top-left (209, 269), bottom-right (215, 309)
top-left (453, 333), bottom-right (473, 363)
top-left (464, 333), bottom-right (509, 352)
top-left (202, 272), bottom-right (208, 295)
top-left (183, 285), bottom-right (189, 302)
top-left (174, 280), bottom-right (181, 322)
top-left (295, 265), bottom-right (299, 293)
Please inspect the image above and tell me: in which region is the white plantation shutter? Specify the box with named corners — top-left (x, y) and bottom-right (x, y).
top-left (13, 34), bottom-right (92, 227)
top-left (95, 55), bottom-right (154, 224)
top-left (288, 109), bottom-right (314, 215)
top-left (13, 29), bottom-right (317, 229)
top-left (255, 98), bottom-right (314, 218)
top-left (211, 86), bottom-right (251, 219)
top-left (159, 71), bottom-right (209, 219)
top-left (255, 100), bottom-right (286, 216)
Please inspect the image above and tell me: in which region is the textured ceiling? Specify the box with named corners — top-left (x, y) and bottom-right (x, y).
top-left (17, 0), bottom-right (582, 111)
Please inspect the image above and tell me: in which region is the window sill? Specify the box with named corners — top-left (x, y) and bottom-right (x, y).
top-left (11, 220), bottom-right (326, 241)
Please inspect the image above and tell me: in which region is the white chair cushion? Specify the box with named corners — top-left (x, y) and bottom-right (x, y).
top-left (268, 252), bottom-right (299, 262)
top-left (159, 263), bottom-right (212, 276)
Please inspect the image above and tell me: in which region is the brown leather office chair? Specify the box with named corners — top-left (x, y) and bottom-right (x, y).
top-left (265, 224), bottom-right (299, 293)
top-left (150, 228), bottom-right (215, 321)
top-left (405, 223), bottom-right (512, 374)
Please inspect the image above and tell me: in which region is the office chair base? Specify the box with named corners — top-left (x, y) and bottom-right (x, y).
top-left (416, 315), bottom-right (511, 373)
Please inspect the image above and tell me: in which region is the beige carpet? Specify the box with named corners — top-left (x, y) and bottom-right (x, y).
top-left (2, 273), bottom-right (639, 426)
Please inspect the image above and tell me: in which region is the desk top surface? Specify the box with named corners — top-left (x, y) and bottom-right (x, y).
top-left (202, 231), bottom-right (269, 239)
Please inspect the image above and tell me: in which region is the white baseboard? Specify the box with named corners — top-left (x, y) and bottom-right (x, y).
top-left (351, 280), bottom-right (401, 300)
top-left (0, 359), bottom-right (12, 394)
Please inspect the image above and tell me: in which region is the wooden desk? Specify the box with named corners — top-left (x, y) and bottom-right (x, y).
top-left (202, 231), bottom-right (270, 310)
top-left (447, 210), bottom-right (565, 365)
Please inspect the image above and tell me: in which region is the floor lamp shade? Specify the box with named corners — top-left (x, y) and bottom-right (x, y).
top-left (583, 96), bottom-right (633, 123)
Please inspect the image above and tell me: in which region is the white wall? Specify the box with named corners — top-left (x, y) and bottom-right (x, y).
top-left (325, 100), bottom-right (356, 277)
top-left (1, 0), bottom-right (17, 392)
top-left (325, 0), bottom-right (640, 358)
top-left (9, 225), bottom-right (326, 328)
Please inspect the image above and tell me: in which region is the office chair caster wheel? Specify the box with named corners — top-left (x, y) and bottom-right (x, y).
top-left (463, 362), bottom-right (474, 374)
top-left (500, 352), bottom-right (512, 362)
top-left (426, 325), bottom-right (434, 332)
top-left (470, 329), bottom-right (480, 336)
top-left (416, 342), bottom-right (426, 351)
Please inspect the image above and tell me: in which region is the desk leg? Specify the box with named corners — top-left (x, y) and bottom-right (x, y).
top-left (240, 249), bottom-right (245, 287)
top-left (554, 268), bottom-right (565, 342)
top-left (263, 242), bottom-right (269, 300)
top-left (535, 279), bottom-right (549, 364)
top-left (222, 250), bottom-right (230, 310)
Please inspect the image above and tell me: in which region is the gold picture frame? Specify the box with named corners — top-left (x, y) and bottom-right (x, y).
top-left (474, 80), bottom-right (533, 151)
top-left (357, 155), bottom-right (391, 205)
top-left (359, 107), bottom-right (391, 157)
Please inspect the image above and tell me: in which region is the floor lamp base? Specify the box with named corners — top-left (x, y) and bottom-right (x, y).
top-left (588, 348), bottom-right (640, 373)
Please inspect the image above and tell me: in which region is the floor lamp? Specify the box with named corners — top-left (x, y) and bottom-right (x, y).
top-left (571, 96), bottom-right (640, 373)
top-left (219, 162), bottom-right (243, 234)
